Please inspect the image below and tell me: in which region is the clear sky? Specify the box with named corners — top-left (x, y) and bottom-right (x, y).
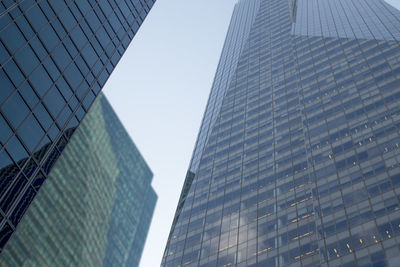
top-left (103, 0), bottom-right (237, 266)
top-left (103, 0), bottom-right (400, 266)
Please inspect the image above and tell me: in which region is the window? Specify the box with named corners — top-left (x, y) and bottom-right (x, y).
top-left (26, 4), bottom-right (48, 31)
top-left (0, 24), bottom-right (26, 54)
top-left (43, 87), bottom-right (66, 118)
top-left (1, 92), bottom-right (30, 129)
top-left (16, 13), bottom-right (34, 40)
top-left (18, 82), bottom-right (38, 109)
top-left (0, 69), bottom-right (14, 105)
top-left (18, 114), bottom-right (44, 152)
top-left (0, 114), bottom-right (12, 145)
top-left (39, 25), bottom-right (60, 52)
top-left (14, 44), bottom-right (39, 75)
top-left (4, 59), bottom-right (25, 87)
top-left (71, 26), bottom-right (87, 50)
top-left (29, 37), bottom-right (47, 61)
top-left (33, 103), bottom-right (53, 131)
top-left (0, 39), bottom-right (10, 65)
top-left (43, 57), bottom-right (60, 80)
top-left (29, 65), bottom-right (53, 97)
top-left (58, 8), bottom-right (77, 32)
top-left (0, 149), bottom-right (12, 169)
top-left (64, 63), bottom-right (84, 90)
top-left (5, 135), bottom-right (28, 163)
top-left (82, 43), bottom-right (97, 67)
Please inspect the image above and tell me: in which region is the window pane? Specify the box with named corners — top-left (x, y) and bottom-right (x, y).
top-left (18, 82), bottom-right (38, 109)
top-left (5, 135), bottom-right (28, 164)
top-left (33, 103), bottom-right (53, 131)
top-left (14, 44), bottom-right (39, 75)
top-left (0, 69), bottom-right (14, 105)
top-left (3, 59), bottom-right (25, 87)
top-left (18, 114), bottom-right (44, 152)
top-left (43, 88), bottom-right (66, 118)
top-left (1, 92), bottom-right (30, 129)
top-left (29, 65), bottom-right (53, 97)
top-left (0, 114), bottom-right (12, 144)
top-left (0, 24), bottom-right (26, 54)
top-left (0, 41), bottom-right (10, 65)
top-left (0, 149), bottom-right (12, 169)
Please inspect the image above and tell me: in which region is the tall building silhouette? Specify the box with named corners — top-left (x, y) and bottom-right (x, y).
top-left (0, 0), bottom-right (155, 251)
top-left (0, 93), bottom-right (157, 266)
top-left (163, 0), bottom-right (400, 266)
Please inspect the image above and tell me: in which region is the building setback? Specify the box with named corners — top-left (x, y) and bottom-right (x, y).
top-left (0, 93), bottom-right (157, 267)
top-left (162, 0), bottom-right (400, 266)
top-left (0, 0), bottom-right (155, 251)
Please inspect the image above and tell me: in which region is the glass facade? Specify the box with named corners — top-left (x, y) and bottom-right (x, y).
top-left (0, 0), bottom-right (155, 251)
top-left (0, 93), bottom-right (157, 267)
top-left (162, 0), bottom-right (400, 266)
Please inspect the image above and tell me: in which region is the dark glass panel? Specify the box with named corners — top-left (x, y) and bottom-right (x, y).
top-left (0, 41), bottom-right (10, 65)
top-left (39, 25), bottom-right (60, 52)
top-left (0, 114), bottom-right (12, 145)
top-left (1, 92), bottom-right (30, 129)
top-left (29, 65), bottom-right (53, 97)
top-left (59, 7), bottom-right (77, 32)
top-left (29, 36), bottom-right (47, 61)
top-left (33, 103), bottom-right (53, 131)
top-left (3, 59), bottom-right (25, 87)
top-left (65, 63), bottom-right (84, 90)
top-left (0, 68), bottom-right (14, 105)
top-left (14, 44), bottom-right (39, 75)
top-left (31, 171), bottom-right (45, 191)
top-left (52, 43), bottom-right (72, 71)
top-left (43, 57), bottom-right (61, 81)
top-left (0, 23), bottom-right (26, 54)
top-left (0, 149), bottom-right (12, 169)
top-left (15, 15), bottom-right (35, 40)
top-left (18, 114), bottom-right (44, 152)
top-left (25, 4), bottom-right (48, 32)
top-left (5, 136), bottom-right (28, 165)
top-left (43, 87), bottom-right (66, 118)
top-left (18, 82), bottom-right (39, 109)
top-left (22, 157), bottom-right (37, 179)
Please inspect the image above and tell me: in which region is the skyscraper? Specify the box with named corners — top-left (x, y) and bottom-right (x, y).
top-left (0, 93), bottom-right (157, 266)
top-left (163, 0), bottom-right (400, 266)
top-left (0, 0), bottom-right (155, 250)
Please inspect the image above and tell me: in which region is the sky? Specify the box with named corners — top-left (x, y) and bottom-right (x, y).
top-left (102, 0), bottom-right (237, 266)
top-left (103, 0), bottom-right (400, 266)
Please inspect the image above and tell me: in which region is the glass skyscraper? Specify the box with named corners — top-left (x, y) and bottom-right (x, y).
top-left (0, 0), bottom-right (155, 251)
top-left (0, 93), bottom-right (157, 266)
top-left (162, 0), bottom-right (400, 266)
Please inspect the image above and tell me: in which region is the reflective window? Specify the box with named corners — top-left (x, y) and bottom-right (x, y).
top-left (18, 114), bottom-right (44, 152)
top-left (1, 92), bottom-right (30, 129)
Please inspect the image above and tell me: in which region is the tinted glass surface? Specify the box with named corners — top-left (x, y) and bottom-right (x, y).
top-left (0, 0), bottom-right (155, 251)
top-left (163, 0), bottom-right (400, 266)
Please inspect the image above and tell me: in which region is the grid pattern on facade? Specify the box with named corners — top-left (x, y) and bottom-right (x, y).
top-left (164, 0), bottom-right (262, 251)
top-left (293, 0), bottom-right (400, 40)
top-left (0, 0), bottom-right (155, 251)
top-left (189, 0), bottom-right (261, 173)
top-left (0, 93), bottom-right (157, 267)
top-left (162, 0), bottom-right (400, 266)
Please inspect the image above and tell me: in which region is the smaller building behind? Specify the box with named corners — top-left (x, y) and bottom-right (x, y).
top-left (0, 93), bottom-right (157, 267)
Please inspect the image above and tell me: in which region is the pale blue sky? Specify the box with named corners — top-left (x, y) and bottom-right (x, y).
top-left (103, 1), bottom-right (237, 266)
top-left (103, 0), bottom-right (400, 266)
